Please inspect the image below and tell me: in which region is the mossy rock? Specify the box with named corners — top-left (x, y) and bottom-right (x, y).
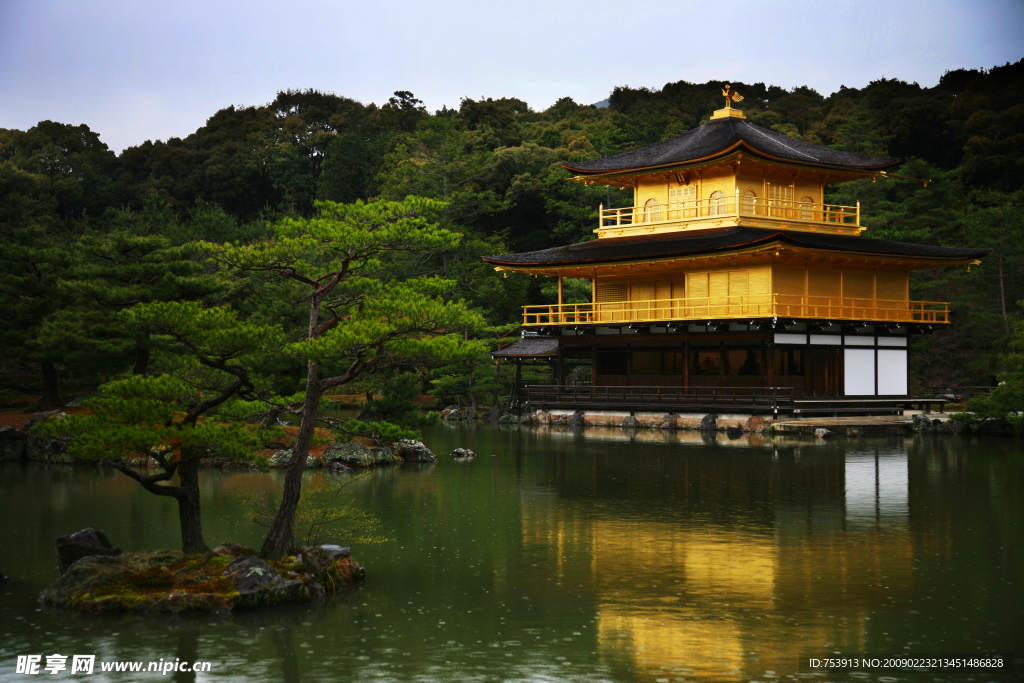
top-left (323, 441), bottom-right (399, 467)
top-left (41, 550), bottom-right (185, 607)
top-left (40, 547), bottom-right (362, 614)
top-left (268, 449), bottom-right (319, 468)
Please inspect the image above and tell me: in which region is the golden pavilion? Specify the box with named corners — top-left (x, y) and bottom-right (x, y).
top-left (485, 88), bottom-right (990, 417)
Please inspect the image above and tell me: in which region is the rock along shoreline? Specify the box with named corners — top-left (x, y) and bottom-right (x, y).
top-left (41, 536), bottom-right (365, 615)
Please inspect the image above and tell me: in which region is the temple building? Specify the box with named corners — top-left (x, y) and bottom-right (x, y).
top-left (486, 87), bottom-right (991, 417)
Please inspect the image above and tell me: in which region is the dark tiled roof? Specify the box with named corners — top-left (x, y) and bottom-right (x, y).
top-left (491, 337), bottom-right (559, 358)
top-left (563, 118), bottom-right (900, 174)
top-left (483, 228), bottom-right (991, 267)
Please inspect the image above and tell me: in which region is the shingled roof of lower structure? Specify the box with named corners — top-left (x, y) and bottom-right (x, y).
top-left (483, 227), bottom-right (991, 267)
top-left (491, 336), bottom-right (559, 358)
top-left (562, 118), bottom-right (899, 174)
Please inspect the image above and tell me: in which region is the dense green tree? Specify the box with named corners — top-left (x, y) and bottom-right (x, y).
top-left (0, 121), bottom-right (116, 229)
top-left (36, 301), bottom-right (276, 552)
top-left (208, 197), bottom-right (483, 559)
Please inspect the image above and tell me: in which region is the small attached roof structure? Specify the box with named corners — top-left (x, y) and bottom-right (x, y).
top-left (562, 117), bottom-right (900, 179)
top-left (483, 227), bottom-right (991, 276)
top-left (490, 336), bottom-right (559, 359)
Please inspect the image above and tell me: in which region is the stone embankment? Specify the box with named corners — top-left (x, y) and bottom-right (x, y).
top-left (0, 409), bottom-right (439, 468)
top-left (40, 528), bottom-right (364, 614)
top-left (513, 409), bottom-right (768, 433)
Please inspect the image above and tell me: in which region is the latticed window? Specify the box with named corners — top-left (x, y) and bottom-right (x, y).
top-left (800, 196), bottom-right (815, 221)
top-left (669, 185), bottom-right (697, 218)
top-left (643, 198), bottom-right (662, 222)
top-left (708, 190), bottom-right (727, 216)
top-left (769, 184), bottom-right (794, 216)
top-left (741, 190), bottom-right (756, 215)
top-left (595, 283), bottom-right (628, 303)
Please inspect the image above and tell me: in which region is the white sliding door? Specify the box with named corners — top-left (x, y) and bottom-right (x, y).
top-left (877, 349), bottom-right (908, 395)
top-left (844, 348), bottom-right (875, 395)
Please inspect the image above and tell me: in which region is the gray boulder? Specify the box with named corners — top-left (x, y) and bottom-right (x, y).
top-left (296, 544), bottom-right (351, 579)
top-left (620, 415), bottom-right (638, 430)
top-left (395, 439), bottom-right (437, 463)
top-left (658, 414), bottom-right (679, 430)
top-left (329, 461), bottom-right (354, 475)
top-left (25, 410), bottom-right (73, 462)
top-left (222, 557), bottom-right (282, 595)
top-left (0, 426), bottom-right (25, 461)
top-left (322, 441), bottom-right (399, 467)
top-left (911, 413), bottom-right (933, 433)
top-left (440, 405), bottom-right (474, 421)
top-left (55, 528), bottom-right (122, 575)
top-left (267, 449), bottom-right (318, 468)
top-left (699, 414), bottom-right (718, 432)
top-left (451, 448), bottom-right (476, 459)
top-left (567, 410), bottom-right (586, 428)
top-left (814, 428), bottom-right (833, 439)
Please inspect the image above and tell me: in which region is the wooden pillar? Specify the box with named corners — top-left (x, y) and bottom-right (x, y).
top-left (683, 336), bottom-right (690, 388)
top-left (558, 276), bottom-right (563, 314)
top-left (557, 346), bottom-right (564, 386)
top-left (626, 343), bottom-right (632, 387)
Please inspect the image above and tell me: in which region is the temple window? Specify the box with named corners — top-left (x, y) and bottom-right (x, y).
top-left (800, 196), bottom-right (815, 221)
top-left (708, 190), bottom-right (727, 216)
top-left (670, 185), bottom-right (697, 218)
top-left (769, 184), bottom-right (793, 217)
top-left (741, 190), bottom-right (756, 215)
top-left (644, 198), bottom-right (662, 222)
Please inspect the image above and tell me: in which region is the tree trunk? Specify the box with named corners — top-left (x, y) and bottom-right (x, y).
top-left (132, 345), bottom-right (151, 376)
top-left (39, 360), bottom-right (60, 407)
top-left (998, 220), bottom-right (1009, 335)
top-left (176, 455), bottom-right (208, 554)
top-left (259, 360), bottom-right (320, 560)
top-left (491, 359), bottom-right (500, 413)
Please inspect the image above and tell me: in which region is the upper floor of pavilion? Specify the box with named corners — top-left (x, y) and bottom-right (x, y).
top-left (563, 87), bottom-right (902, 238)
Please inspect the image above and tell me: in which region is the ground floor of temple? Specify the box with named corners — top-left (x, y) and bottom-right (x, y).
top-left (496, 321), bottom-right (945, 417)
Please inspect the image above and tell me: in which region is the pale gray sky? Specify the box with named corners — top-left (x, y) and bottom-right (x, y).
top-left (1, 0), bottom-right (1022, 152)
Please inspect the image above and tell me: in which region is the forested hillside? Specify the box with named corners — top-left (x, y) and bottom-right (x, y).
top-left (2, 60), bottom-right (1023, 406)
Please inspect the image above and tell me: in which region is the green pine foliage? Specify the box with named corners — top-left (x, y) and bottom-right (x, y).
top-left (3, 62), bottom-right (1024, 403)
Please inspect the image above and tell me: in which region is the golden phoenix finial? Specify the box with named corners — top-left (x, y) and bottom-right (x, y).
top-left (722, 84), bottom-right (744, 109)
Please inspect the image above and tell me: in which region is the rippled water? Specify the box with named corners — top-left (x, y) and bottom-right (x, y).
top-left (1, 425), bottom-right (1022, 682)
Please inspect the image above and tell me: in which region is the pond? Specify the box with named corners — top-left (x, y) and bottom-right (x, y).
top-left (1, 425), bottom-right (1022, 682)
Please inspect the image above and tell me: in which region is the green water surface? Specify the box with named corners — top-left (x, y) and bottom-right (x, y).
top-left (1, 425), bottom-right (1021, 682)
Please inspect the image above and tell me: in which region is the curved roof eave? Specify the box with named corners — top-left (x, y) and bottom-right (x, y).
top-left (561, 118), bottom-right (901, 175)
top-left (562, 141), bottom-right (900, 176)
top-left (482, 228), bottom-right (992, 269)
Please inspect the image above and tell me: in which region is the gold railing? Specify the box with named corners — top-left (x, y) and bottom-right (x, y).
top-left (522, 295), bottom-right (949, 326)
top-left (600, 195), bottom-right (859, 228)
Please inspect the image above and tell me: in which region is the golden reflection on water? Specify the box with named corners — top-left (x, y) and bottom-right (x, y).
top-left (520, 455), bottom-right (915, 682)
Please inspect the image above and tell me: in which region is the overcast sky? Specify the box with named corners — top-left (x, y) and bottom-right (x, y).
top-left (1, 0), bottom-right (1022, 153)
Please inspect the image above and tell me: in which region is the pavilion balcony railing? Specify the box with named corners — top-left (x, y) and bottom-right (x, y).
top-left (520, 384), bottom-right (794, 412)
top-left (522, 295), bottom-right (950, 326)
top-left (600, 195), bottom-right (859, 229)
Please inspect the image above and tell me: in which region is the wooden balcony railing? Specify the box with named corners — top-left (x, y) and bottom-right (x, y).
top-left (522, 295), bottom-right (949, 326)
top-left (600, 195), bottom-right (859, 228)
top-left (520, 384), bottom-right (794, 413)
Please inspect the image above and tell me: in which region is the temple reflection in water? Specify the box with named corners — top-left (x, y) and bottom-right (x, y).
top-left (519, 438), bottom-right (913, 681)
